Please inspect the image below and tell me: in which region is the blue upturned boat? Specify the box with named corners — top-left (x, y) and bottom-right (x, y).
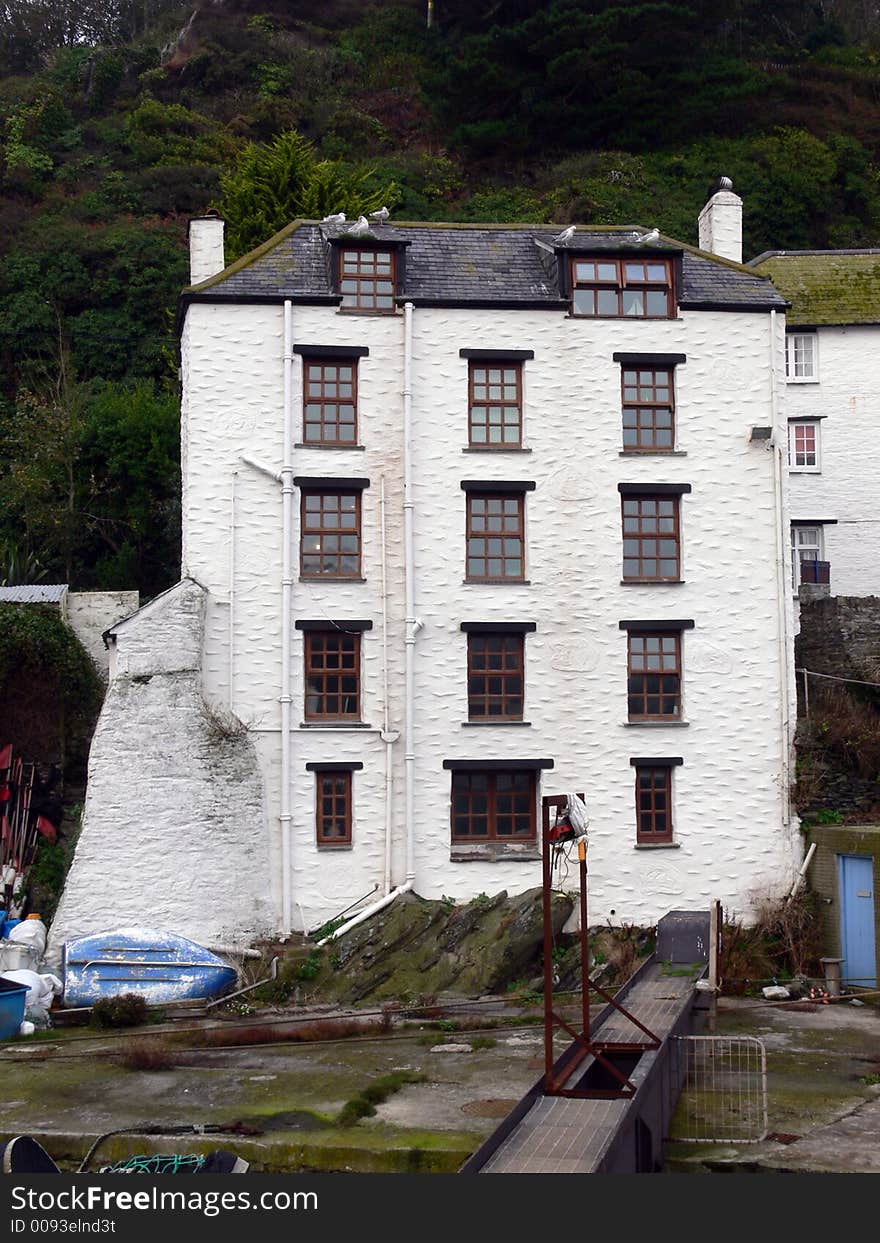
top-left (62, 928), bottom-right (237, 1007)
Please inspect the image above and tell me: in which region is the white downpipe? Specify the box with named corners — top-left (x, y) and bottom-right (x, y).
top-left (380, 475), bottom-right (394, 895)
top-left (229, 470), bottom-right (237, 710)
top-left (316, 881), bottom-right (413, 947)
top-left (769, 308), bottom-right (793, 836)
top-left (280, 300), bottom-right (294, 936)
top-left (403, 301), bottom-right (416, 884)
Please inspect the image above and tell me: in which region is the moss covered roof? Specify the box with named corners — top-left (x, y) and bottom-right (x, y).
top-left (751, 250), bottom-right (880, 326)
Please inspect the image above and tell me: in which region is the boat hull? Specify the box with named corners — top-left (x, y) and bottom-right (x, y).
top-left (62, 928), bottom-right (237, 1007)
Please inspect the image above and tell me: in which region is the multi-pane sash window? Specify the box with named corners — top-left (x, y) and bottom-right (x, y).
top-left (466, 493), bottom-right (525, 581)
top-left (791, 525), bottom-right (826, 590)
top-left (304, 631), bottom-right (360, 719)
top-left (621, 494), bottom-right (681, 581)
top-left (300, 490), bottom-right (361, 577)
top-left (788, 421), bottom-right (819, 470)
top-left (571, 257), bottom-right (673, 318)
top-left (303, 359), bottom-right (358, 444)
top-left (469, 362), bottom-right (523, 446)
top-left (785, 333), bottom-right (817, 381)
top-left (450, 770), bottom-right (536, 841)
top-left (467, 633), bottom-right (524, 719)
top-left (315, 771), bottom-right (352, 845)
top-left (339, 248), bottom-right (395, 311)
top-left (622, 367), bottom-right (674, 451)
top-left (628, 632), bottom-right (681, 719)
top-left (634, 765), bottom-right (673, 843)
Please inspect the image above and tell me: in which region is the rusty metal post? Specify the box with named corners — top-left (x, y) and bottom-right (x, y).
top-left (542, 798), bottom-right (554, 1086)
top-left (578, 838), bottom-right (590, 1042)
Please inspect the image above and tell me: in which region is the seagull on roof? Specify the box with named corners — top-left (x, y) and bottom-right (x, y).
top-left (369, 206), bottom-right (390, 222)
top-left (632, 227), bottom-right (660, 245)
top-left (322, 212), bottom-right (346, 225)
top-left (553, 225), bottom-right (577, 245)
top-left (348, 215), bottom-right (371, 236)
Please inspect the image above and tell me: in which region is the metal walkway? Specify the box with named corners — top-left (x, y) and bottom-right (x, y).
top-left (462, 959), bottom-right (703, 1175)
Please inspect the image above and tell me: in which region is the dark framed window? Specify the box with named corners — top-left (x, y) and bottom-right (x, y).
top-left (627, 632), bottom-right (681, 720)
top-left (622, 367), bottom-right (674, 451)
top-left (316, 771), bottom-right (352, 845)
top-left (300, 490), bottom-right (361, 578)
top-left (304, 631), bottom-right (360, 719)
top-left (634, 765), bottom-right (673, 843)
top-left (469, 362), bottom-right (523, 447)
top-left (571, 257), bottom-right (673, 319)
top-left (303, 358), bottom-right (358, 445)
top-left (622, 495), bottom-right (680, 581)
top-left (338, 248), bottom-right (396, 311)
top-left (466, 493), bottom-right (525, 581)
top-left (451, 770), bottom-right (536, 841)
top-left (467, 633), bottom-right (524, 719)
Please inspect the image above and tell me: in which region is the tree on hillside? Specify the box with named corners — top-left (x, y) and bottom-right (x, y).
top-left (218, 128), bottom-right (396, 259)
top-left (0, 0), bottom-right (181, 74)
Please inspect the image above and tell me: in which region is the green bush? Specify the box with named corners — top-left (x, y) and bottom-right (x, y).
top-left (90, 993), bottom-right (148, 1029)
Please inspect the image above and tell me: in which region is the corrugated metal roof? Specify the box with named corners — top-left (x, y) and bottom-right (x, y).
top-left (750, 250), bottom-right (880, 326)
top-left (185, 221), bottom-right (785, 311)
top-left (0, 584), bottom-right (68, 604)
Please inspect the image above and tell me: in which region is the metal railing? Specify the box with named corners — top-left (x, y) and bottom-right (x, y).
top-left (670, 1035), bottom-right (768, 1143)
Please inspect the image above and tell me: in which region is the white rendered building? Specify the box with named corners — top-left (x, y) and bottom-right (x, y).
top-left (50, 195), bottom-right (801, 950)
top-left (750, 249), bottom-right (880, 597)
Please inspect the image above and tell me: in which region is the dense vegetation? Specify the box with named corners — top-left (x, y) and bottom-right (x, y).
top-left (2, 0), bottom-right (880, 595)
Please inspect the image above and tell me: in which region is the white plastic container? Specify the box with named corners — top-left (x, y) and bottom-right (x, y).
top-left (8, 918), bottom-right (46, 957)
top-left (0, 942), bottom-right (39, 972)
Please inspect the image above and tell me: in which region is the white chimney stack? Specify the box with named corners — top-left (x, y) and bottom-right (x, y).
top-left (698, 176), bottom-right (742, 264)
top-left (188, 214), bottom-right (226, 284)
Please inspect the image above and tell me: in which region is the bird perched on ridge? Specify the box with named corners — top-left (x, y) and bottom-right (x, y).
top-left (348, 215), bottom-right (371, 236)
top-left (632, 227), bottom-right (660, 245)
top-left (553, 225), bottom-right (576, 245)
top-left (322, 212), bottom-right (346, 225)
top-left (369, 206), bottom-right (390, 222)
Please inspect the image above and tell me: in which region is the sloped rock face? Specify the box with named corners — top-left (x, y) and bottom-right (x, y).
top-left (319, 887), bottom-right (573, 1003)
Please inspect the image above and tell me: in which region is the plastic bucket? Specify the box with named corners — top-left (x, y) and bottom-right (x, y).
top-left (0, 977), bottom-right (28, 1040)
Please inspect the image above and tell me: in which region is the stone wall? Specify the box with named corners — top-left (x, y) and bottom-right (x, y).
top-left (47, 578), bottom-right (275, 962)
top-left (806, 823), bottom-right (880, 984)
top-left (796, 596), bottom-right (880, 685)
top-left (67, 591), bottom-right (139, 680)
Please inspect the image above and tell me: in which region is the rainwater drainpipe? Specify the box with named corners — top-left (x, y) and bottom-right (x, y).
top-left (769, 308), bottom-right (793, 838)
top-left (280, 299), bottom-right (295, 936)
top-left (316, 303), bottom-right (417, 947)
top-left (379, 475), bottom-right (398, 895)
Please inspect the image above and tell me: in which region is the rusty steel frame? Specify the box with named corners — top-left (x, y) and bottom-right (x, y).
top-left (542, 794), bottom-right (660, 1099)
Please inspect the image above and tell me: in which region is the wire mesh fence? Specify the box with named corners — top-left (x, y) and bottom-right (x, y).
top-left (670, 1035), bottom-right (768, 1143)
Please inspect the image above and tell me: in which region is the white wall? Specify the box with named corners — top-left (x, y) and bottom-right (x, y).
top-left (786, 325), bottom-right (880, 597)
top-left (67, 591), bottom-right (139, 680)
top-left (180, 298), bottom-right (798, 932)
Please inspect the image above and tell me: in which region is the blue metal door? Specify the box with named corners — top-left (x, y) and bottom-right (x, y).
top-left (838, 855), bottom-right (877, 988)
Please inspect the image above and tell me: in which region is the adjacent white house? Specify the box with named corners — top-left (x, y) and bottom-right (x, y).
top-left (51, 188), bottom-right (801, 950)
top-left (749, 249), bottom-right (880, 598)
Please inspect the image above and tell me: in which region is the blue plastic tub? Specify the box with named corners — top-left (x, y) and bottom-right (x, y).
top-left (0, 976), bottom-right (28, 1040)
top-left (2, 919), bottom-right (21, 939)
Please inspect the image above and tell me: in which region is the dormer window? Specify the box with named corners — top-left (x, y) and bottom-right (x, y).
top-left (339, 248), bottom-right (396, 312)
top-left (570, 257), bottom-right (674, 318)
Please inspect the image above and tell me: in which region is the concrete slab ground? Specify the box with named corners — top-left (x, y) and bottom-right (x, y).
top-left (665, 997), bottom-right (880, 1173)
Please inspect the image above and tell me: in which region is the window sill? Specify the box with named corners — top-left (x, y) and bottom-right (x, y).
top-left (619, 450), bottom-right (687, 457)
top-left (317, 842), bottom-right (353, 850)
top-left (462, 720), bottom-right (532, 727)
top-left (634, 842), bottom-right (680, 849)
top-left (786, 377), bottom-right (819, 385)
top-left (464, 579), bottom-right (531, 586)
top-left (788, 468), bottom-right (821, 475)
top-left (462, 447), bottom-right (533, 454)
top-left (299, 576), bottom-right (367, 583)
top-left (300, 722), bottom-right (373, 729)
top-left (295, 443), bottom-right (366, 451)
top-left (623, 720), bottom-right (689, 728)
top-left (336, 308), bottom-right (398, 316)
top-left (567, 313), bottom-right (677, 322)
top-left (451, 845), bottom-right (540, 863)
top-left (620, 579), bottom-right (685, 586)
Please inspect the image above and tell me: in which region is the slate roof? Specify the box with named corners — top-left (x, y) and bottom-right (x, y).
top-left (749, 250), bottom-right (880, 326)
top-left (0, 584), bottom-right (68, 604)
top-left (184, 221), bottom-right (785, 312)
